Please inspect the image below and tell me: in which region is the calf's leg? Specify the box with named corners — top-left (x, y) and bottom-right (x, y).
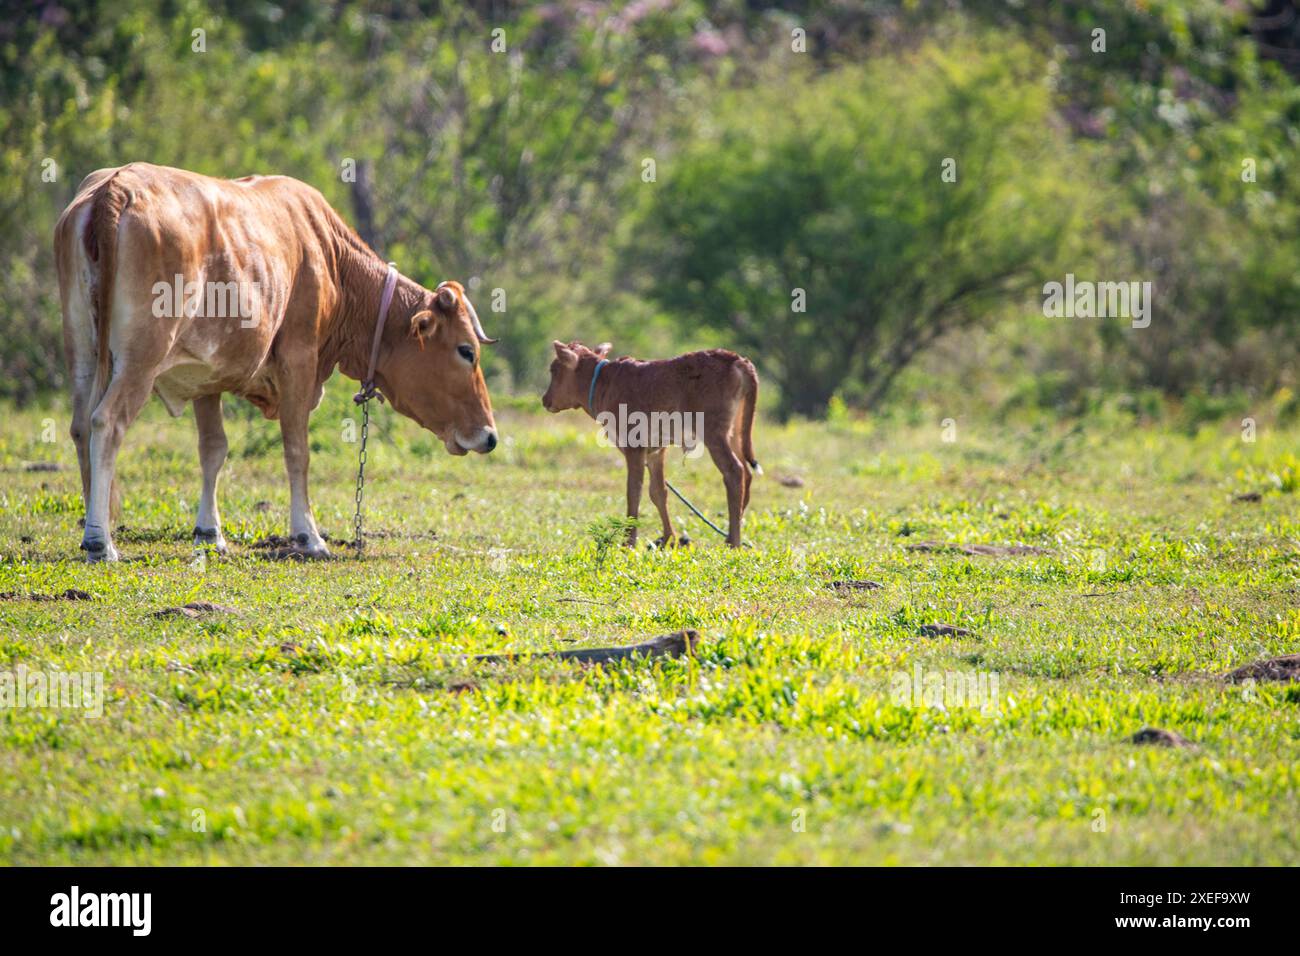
top-left (646, 448), bottom-right (678, 547)
top-left (193, 393), bottom-right (229, 553)
top-left (623, 447), bottom-right (646, 547)
top-left (706, 437), bottom-right (745, 548)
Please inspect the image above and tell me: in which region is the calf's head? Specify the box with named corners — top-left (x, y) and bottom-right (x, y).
top-left (542, 340), bottom-right (611, 413)
top-left (379, 280), bottom-right (498, 455)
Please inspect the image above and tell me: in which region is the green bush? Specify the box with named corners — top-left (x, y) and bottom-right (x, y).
top-left (632, 32), bottom-right (1091, 419)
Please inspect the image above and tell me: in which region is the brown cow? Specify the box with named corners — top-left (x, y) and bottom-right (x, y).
top-left (542, 342), bottom-right (760, 548)
top-left (53, 162), bottom-right (498, 562)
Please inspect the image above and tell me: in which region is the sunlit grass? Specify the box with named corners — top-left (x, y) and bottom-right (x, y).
top-left (0, 379), bottom-right (1297, 864)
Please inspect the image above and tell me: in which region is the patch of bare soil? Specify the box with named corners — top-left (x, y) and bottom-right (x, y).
top-left (828, 580), bottom-right (884, 592)
top-left (918, 623), bottom-right (973, 637)
top-left (250, 533), bottom-right (347, 560)
top-left (1130, 727), bottom-right (1192, 748)
top-left (907, 541), bottom-right (1049, 556)
top-left (1223, 654), bottom-right (1300, 684)
top-left (778, 475), bottom-right (805, 488)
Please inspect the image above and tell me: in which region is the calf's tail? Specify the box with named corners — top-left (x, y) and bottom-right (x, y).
top-left (739, 359), bottom-right (761, 475)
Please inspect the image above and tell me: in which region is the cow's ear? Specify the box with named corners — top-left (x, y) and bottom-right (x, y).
top-left (595, 342), bottom-right (612, 358)
top-left (435, 286), bottom-right (458, 314)
top-left (410, 309), bottom-right (434, 346)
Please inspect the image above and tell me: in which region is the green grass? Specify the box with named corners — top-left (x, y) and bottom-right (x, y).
top-left (1, 379), bottom-right (1298, 865)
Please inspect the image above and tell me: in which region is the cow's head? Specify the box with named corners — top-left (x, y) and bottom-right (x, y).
top-left (378, 280), bottom-right (498, 455)
top-left (542, 340), bottom-right (610, 413)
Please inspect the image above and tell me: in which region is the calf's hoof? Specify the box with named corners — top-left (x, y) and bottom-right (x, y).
top-left (192, 526), bottom-right (228, 555)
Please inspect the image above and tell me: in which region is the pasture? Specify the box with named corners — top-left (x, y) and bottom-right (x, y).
top-left (0, 380), bottom-right (1297, 865)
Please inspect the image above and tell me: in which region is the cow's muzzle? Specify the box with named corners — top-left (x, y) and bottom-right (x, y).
top-left (454, 426), bottom-right (498, 454)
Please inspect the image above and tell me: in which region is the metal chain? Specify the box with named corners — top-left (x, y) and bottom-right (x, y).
top-left (351, 395), bottom-right (371, 553)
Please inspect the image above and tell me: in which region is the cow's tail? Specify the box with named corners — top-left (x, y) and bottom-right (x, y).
top-left (739, 358), bottom-right (761, 475)
top-left (83, 174), bottom-right (130, 401)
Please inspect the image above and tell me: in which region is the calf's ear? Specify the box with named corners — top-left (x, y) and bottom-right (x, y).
top-left (552, 340), bottom-right (578, 367)
top-left (595, 342), bottom-right (612, 358)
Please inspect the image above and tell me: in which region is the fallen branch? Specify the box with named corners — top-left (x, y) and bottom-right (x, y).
top-left (470, 629), bottom-right (700, 666)
top-left (907, 541), bottom-right (1048, 557)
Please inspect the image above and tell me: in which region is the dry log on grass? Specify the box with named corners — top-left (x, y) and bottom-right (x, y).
top-left (470, 629), bottom-right (700, 666)
top-left (151, 601), bottom-right (238, 619)
top-left (907, 541), bottom-right (1048, 556)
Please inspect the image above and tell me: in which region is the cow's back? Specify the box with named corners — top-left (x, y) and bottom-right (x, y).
top-left (56, 163), bottom-right (348, 416)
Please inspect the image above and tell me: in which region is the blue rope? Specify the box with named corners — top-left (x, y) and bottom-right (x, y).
top-left (587, 359), bottom-right (609, 412)
top-left (665, 480), bottom-right (729, 539)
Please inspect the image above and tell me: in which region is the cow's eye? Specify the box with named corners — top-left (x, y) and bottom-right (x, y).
top-left (457, 344), bottom-right (476, 365)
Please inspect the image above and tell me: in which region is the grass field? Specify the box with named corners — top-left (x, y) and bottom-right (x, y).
top-left (1, 379), bottom-right (1298, 865)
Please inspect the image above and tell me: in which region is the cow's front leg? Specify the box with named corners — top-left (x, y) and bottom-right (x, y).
top-left (623, 447), bottom-right (646, 547)
top-left (278, 363), bottom-right (330, 559)
top-left (192, 394), bottom-right (229, 553)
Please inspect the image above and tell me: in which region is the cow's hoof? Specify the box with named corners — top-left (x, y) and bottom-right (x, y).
top-left (192, 527), bottom-right (228, 555)
top-left (80, 538), bottom-right (120, 563)
top-left (650, 534), bottom-right (690, 550)
top-left (289, 532), bottom-right (331, 560)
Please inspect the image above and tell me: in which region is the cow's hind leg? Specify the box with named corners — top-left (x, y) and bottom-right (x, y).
top-left (69, 381), bottom-right (93, 517)
top-left (193, 394), bottom-right (229, 553)
top-left (706, 437), bottom-right (745, 548)
top-left (82, 371), bottom-right (155, 561)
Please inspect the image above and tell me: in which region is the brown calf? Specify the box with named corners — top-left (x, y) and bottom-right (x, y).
top-left (542, 342), bottom-right (760, 548)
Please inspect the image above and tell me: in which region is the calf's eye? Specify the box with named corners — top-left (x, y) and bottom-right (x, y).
top-left (457, 344), bottom-right (476, 365)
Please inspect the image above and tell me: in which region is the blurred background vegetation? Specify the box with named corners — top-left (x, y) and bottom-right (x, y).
top-left (2, 0), bottom-right (1297, 422)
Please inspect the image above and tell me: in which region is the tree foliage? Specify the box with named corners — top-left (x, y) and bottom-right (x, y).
top-left (634, 35), bottom-right (1087, 418)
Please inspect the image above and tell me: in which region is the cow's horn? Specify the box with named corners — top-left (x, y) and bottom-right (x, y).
top-left (463, 293), bottom-right (498, 345)
top-left (438, 281), bottom-right (497, 345)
